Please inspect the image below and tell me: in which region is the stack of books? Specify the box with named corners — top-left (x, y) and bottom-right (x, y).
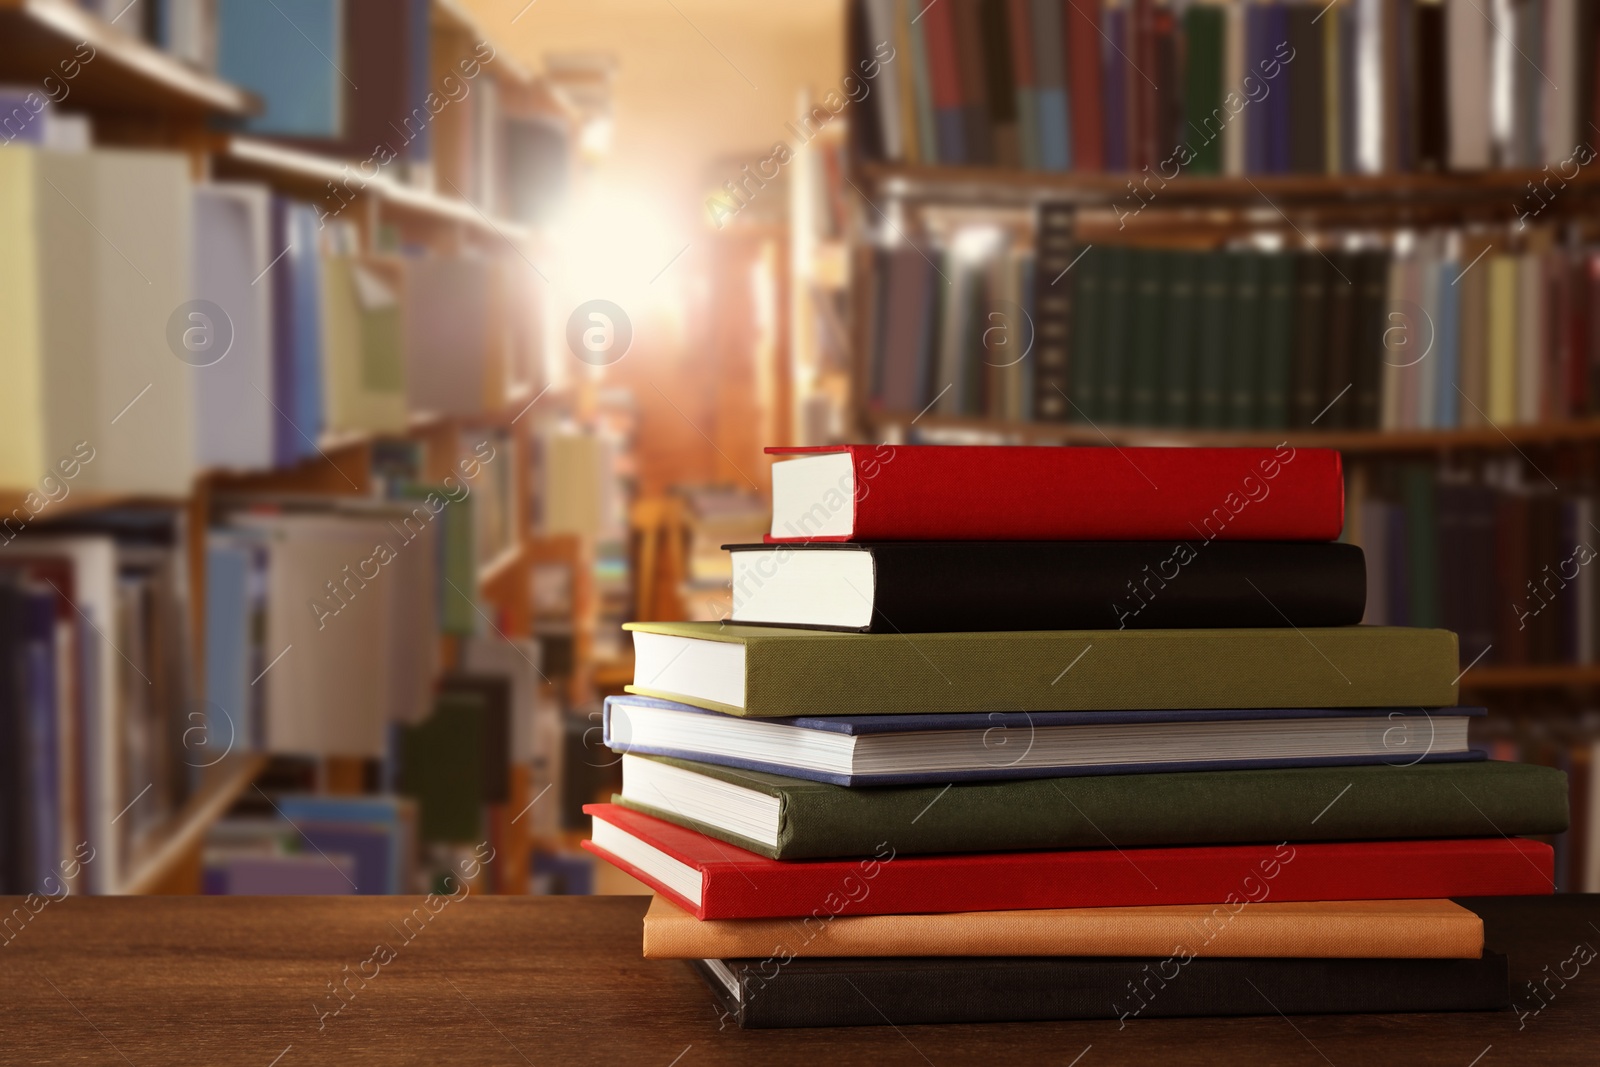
top-left (584, 444), bottom-right (1568, 1028)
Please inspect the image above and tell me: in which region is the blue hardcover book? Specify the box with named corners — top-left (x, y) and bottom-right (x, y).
top-left (405, 0), bottom-right (432, 164)
top-left (1102, 8), bottom-right (1128, 171)
top-left (217, 0), bottom-right (344, 137)
top-left (22, 591), bottom-right (59, 893)
top-left (204, 542), bottom-right (252, 761)
top-left (1031, 0), bottom-right (1070, 170)
top-left (935, 107), bottom-right (967, 164)
top-left (1244, 3), bottom-right (1268, 174)
top-left (602, 695), bottom-right (1485, 787)
top-left (1267, 1), bottom-right (1291, 173)
top-left (276, 795), bottom-right (414, 893)
top-left (1434, 259), bottom-right (1460, 429)
top-left (288, 201), bottom-right (325, 461)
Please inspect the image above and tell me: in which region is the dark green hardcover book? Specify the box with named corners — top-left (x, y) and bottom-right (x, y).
top-left (1258, 251), bottom-right (1295, 429)
top-left (1289, 251), bottom-right (1330, 427)
top-left (1193, 249), bottom-right (1232, 428)
top-left (1182, 5), bottom-right (1225, 174)
top-left (1226, 252), bottom-right (1263, 428)
top-left (1404, 463), bottom-right (1440, 629)
top-left (398, 692), bottom-right (486, 842)
top-left (1321, 251), bottom-right (1359, 428)
top-left (1127, 249), bottom-right (1169, 426)
top-left (620, 756), bottom-right (1569, 860)
top-left (1098, 246), bottom-right (1134, 423)
top-left (623, 621), bottom-right (1462, 717)
top-left (1064, 244), bottom-right (1103, 423)
top-left (1159, 250), bottom-right (1200, 426)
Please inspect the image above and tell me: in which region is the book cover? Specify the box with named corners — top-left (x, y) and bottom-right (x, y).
top-left (585, 803), bottom-right (1555, 920)
top-left (624, 621), bottom-right (1458, 718)
top-left (727, 540), bottom-right (1368, 632)
top-left (767, 442), bottom-right (1345, 543)
top-left (695, 952), bottom-right (1511, 1029)
top-left (1030, 0), bottom-right (1070, 169)
top-left (612, 751), bottom-right (1564, 857)
top-left (644, 895), bottom-right (1486, 959)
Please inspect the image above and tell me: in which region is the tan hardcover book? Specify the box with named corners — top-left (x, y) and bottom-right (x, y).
top-left (642, 896), bottom-right (1485, 960)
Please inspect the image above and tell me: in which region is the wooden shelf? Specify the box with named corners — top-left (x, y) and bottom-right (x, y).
top-left (868, 411), bottom-right (1600, 453)
top-left (1459, 665), bottom-right (1600, 690)
top-left (860, 161), bottom-right (1600, 209)
top-left (119, 752), bottom-right (268, 895)
top-left (0, 489), bottom-right (187, 525)
top-left (217, 136), bottom-right (534, 239)
top-left (0, 0), bottom-right (255, 117)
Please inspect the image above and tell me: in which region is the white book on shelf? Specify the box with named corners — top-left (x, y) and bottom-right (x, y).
top-left (1542, 0), bottom-right (1579, 166)
top-left (192, 182), bottom-right (274, 472)
top-left (89, 149), bottom-right (197, 495)
top-left (1444, 0), bottom-right (1492, 169)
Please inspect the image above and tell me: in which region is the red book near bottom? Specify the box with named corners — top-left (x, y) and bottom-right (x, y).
top-left (583, 804), bottom-right (1554, 921)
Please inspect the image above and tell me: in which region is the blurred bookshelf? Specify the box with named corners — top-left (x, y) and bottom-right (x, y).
top-left (0, 0), bottom-right (633, 897)
top-left (819, 0), bottom-right (1600, 891)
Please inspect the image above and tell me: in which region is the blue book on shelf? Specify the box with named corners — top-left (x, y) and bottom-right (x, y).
top-left (275, 796), bottom-right (413, 894)
top-left (23, 591), bottom-right (59, 893)
top-left (1244, 3), bottom-right (1268, 173)
top-left (288, 201), bottom-right (326, 462)
top-left (204, 542), bottom-right (252, 760)
top-left (601, 695), bottom-right (1487, 787)
top-left (405, 0), bottom-right (432, 162)
top-left (217, 0), bottom-right (344, 137)
top-left (1102, 8), bottom-right (1128, 171)
top-left (1267, 2), bottom-right (1291, 174)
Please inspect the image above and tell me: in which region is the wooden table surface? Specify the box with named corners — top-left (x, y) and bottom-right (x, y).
top-left (3, 893), bottom-right (1598, 1066)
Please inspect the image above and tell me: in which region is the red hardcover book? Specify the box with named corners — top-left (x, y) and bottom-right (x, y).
top-left (585, 805), bottom-right (1553, 921)
top-left (1063, 0), bottom-right (1105, 171)
top-left (764, 444), bottom-right (1344, 542)
top-left (922, 0), bottom-right (965, 111)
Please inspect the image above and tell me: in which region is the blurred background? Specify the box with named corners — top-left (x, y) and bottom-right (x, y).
top-left (2, 0), bottom-right (1599, 901)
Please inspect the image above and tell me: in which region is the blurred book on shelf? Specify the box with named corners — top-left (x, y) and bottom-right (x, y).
top-left (675, 487), bottom-right (768, 623)
top-left (862, 217), bottom-right (1600, 433)
top-left (0, 511), bottom-right (193, 896)
top-left (852, 0), bottom-right (1600, 175)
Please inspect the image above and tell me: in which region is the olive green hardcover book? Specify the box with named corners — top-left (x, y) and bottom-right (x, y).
top-left (623, 622), bottom-right (1459, 718)
top-left (616, 755), bottom-right (1568, 861)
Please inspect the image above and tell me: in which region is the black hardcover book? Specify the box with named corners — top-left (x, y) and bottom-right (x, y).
top-left (1031, 203), bottom-right (1077, 422)
top-left (1289, 251), bottom-right (1330, 427)
top-left (978, 0), bottom-right (1020, 167)
top-left (694, 952), bottom-right (1511, 1029)
top-left (1320, 252), bottom-right (1358, 429)
top-left (1352, 249), bottom-right (1391, 428)
top-left (1286, 4), bottom-right (1325, 173)
top-left (726, 541), bottom-right (1367, 632)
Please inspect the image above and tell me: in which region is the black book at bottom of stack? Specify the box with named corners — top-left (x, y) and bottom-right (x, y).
top-left (692, 953), bottom-right (1511, 1029)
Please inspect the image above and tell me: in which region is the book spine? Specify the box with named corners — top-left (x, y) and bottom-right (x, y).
top-left (1226, 252), bottom-right (1263, 429)
top-left (1193, 248), bottom-right (1231, 428)
top-left (1030, 203), bottom-right (1077, 420)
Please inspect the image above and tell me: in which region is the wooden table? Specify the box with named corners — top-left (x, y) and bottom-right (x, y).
top-left (3, 894), bottom-right (1597, 1065)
